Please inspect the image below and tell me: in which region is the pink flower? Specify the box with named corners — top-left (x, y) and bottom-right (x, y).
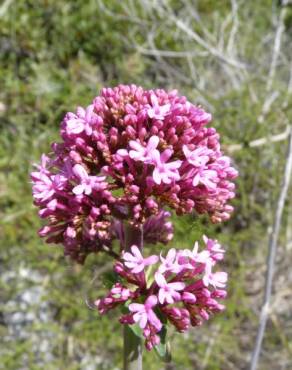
top-left (159, 248), bottom-right (182, 274)
top-left (152, 149), bottom-right (182, 185)
top-left (128, 135), bottom-right (159, 162)
top-left (155, 272), bottom-right (185, 304)
top-left (183, 145), bottom-right (211, 167)
top-left (187, 241), bottom-right (212, 265)
top-left (66, 105), bottom-right (100, 136)
top-left (203, 235), bottom-right (225, 261)
top-left (123, 245), bottom-right (159, 273)
top-left (147, 94), bottom-right (170, 120)
top-left (129, 295), bottom-right (162, 331)
top-left (32, 173), bottom-right (67, 203)
top-left (192, 167), bottom-right (218, 189)
top-left (72, 164), bottom-right (106, 195)
top-left (203, 270), bottom-right (228, 289)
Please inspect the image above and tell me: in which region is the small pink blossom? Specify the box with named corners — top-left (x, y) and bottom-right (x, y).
top-left (155, 272), bottom-right (185, 304)
top-left (72, 164), bottom-right (106, 195)
top-left (66, 105), bottom-right (100, 136)
top-left (183, 145), bottom-right (211, 167)
top-left (129, 295), bottom-right (162, 331)
top-left (32, 173), bottom-right (67, 203)
top-left (159, 248), bottom-right (182, 274)
top-left (192, 167), bottom-right (218, 189)
top-left (123, 245), bottom-right (159, 273)
top-left (203, 270), bottom-right (228, 289)
top-left (128, 135), bottom-right (159, 162)
top-left (147, 94), bottom-right (170, 120)
top-left (187, 241), bottom-right (212, 265)
top-left (152, 149), bottom-right (182, 185)
top-left (203, 235), bottom-right (225, 261)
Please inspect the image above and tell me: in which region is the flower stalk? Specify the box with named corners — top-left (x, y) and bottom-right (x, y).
top-left (123, 222), bottom-right (143, 370)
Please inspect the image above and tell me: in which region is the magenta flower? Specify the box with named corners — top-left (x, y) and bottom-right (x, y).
top-left (65, 105), bottom-right (101, 136)
top-left (129, 295), bottom-right (162, 331)
top-left (72, 164), bottom-right (106, 195)
top-left (152, 149), bottom-right (182, 185)
top-left (147, 94), bottom-right (170, 120)
top-left (32, 173), bottom-right (67, 203)
top-left (183, 145), bottom-right (211, 167)
top-left (123, 245), bottom-right (159, 273)
top-left (203, 270), bottom-right (228, 289)
top-left (159, 248), bottom-right (182, 274)
top-left (155, 272), bottom-right (185, 304)
top-left (192, 167), bottom-right (218, 189)
top-left (187, 241), bottom-right (212, 265)
top-left (128, 135), bottom-right (159, 162)
top-left (203, 235), bottom-right (225, 261)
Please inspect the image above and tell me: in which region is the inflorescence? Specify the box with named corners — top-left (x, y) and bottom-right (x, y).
top-left (95, 236), bottom-right (227, 351)
top-left (31, 84), bottom-right (238, 263)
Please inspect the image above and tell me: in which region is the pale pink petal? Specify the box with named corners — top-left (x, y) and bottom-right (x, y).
top-left (145, 295), bottom-right (158, 308)
top-left (72, 184), bottom-right (85, 195)
top-left (152, 168), bottom-right (162, 185)
top-left (129, 303), bottom-right (144, 312)
top-left (166, 160), bottom-right (182, 170)
top-left (150, 94), bottom-right (158, 107)
top-left (148, 310), bottom-right (162, 331)
top-left (144, 255), bottom-right (159, 266)
top-left (147, 136), bottom-right (159, 151)
top-left (130, 245), bottom-right (143, 260)
top-left (129, 140), bottom-right (144, 152)
top-left (167, 248), bottom-right (176, 262)
top-left (168, 282), bottom-right (185, 291)
top-left (76, 106), bottom-right (86, 117)
top-left (123, 252), bottom-right (137, 262)
top-left (73, 164), bottom-right (88, 180)
top-left (160, 149), bottom-right (173, 163)
top-left (166, 294), bottom-right (175, 304)
top-left (158, 289), bottom-right (166, 304)
top-left (160, 104), bottom-right (171, 114)
top-left (155, 272), bottom-right (167, 287)
top-left (116, 149), bottom-right (128, 157)
top-left (129, 150), bottom-right (143, 160)
top-left (132, 264), bottom-right (145, 274)
top-left (139, 313), bottom-right (148, 329)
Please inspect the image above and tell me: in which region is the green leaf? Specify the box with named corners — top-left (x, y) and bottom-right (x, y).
top-left (129, 324), bottom-right (144, 339)
top-left (154, 325), bottom-right (172, 362)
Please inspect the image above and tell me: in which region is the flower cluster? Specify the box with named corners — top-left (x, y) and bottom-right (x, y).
top-left (31, 85), bottom-right (237, 262)
top-left (95, 236), bottom-right (227, 351)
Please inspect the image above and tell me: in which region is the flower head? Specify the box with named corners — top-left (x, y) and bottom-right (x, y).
top-left (96, 236), bottom-right (228, 351)
top-left (31, 85), bottom-right (237, 262)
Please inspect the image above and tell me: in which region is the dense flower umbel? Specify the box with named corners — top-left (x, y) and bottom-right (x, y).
top-left (95, 236), bottom-right (227, 351)
top-left (31, 85), bottom-right (237, 262)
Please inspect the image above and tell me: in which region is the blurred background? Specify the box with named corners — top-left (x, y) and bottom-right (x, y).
top-left (0, 0), bottom-right (292, 369)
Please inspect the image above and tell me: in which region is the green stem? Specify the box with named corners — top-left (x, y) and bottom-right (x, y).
top-left (123, 222), bottom-right (143, 370)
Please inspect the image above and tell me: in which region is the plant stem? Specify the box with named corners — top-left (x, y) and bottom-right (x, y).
top-left (123, 222), bottom-right (143, 370)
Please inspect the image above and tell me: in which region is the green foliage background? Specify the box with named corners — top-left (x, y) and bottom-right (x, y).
top-left (1, 1), bottom-right (292, 369)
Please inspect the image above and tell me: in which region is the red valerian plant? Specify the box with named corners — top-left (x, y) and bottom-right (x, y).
top-left (31, 84), bottom-right (237, 365)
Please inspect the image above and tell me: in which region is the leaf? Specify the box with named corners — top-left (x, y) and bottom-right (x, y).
top-left (129, 323), bottom-right (144, 339)
top-left (154, 325), bottom-right (172, 362)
